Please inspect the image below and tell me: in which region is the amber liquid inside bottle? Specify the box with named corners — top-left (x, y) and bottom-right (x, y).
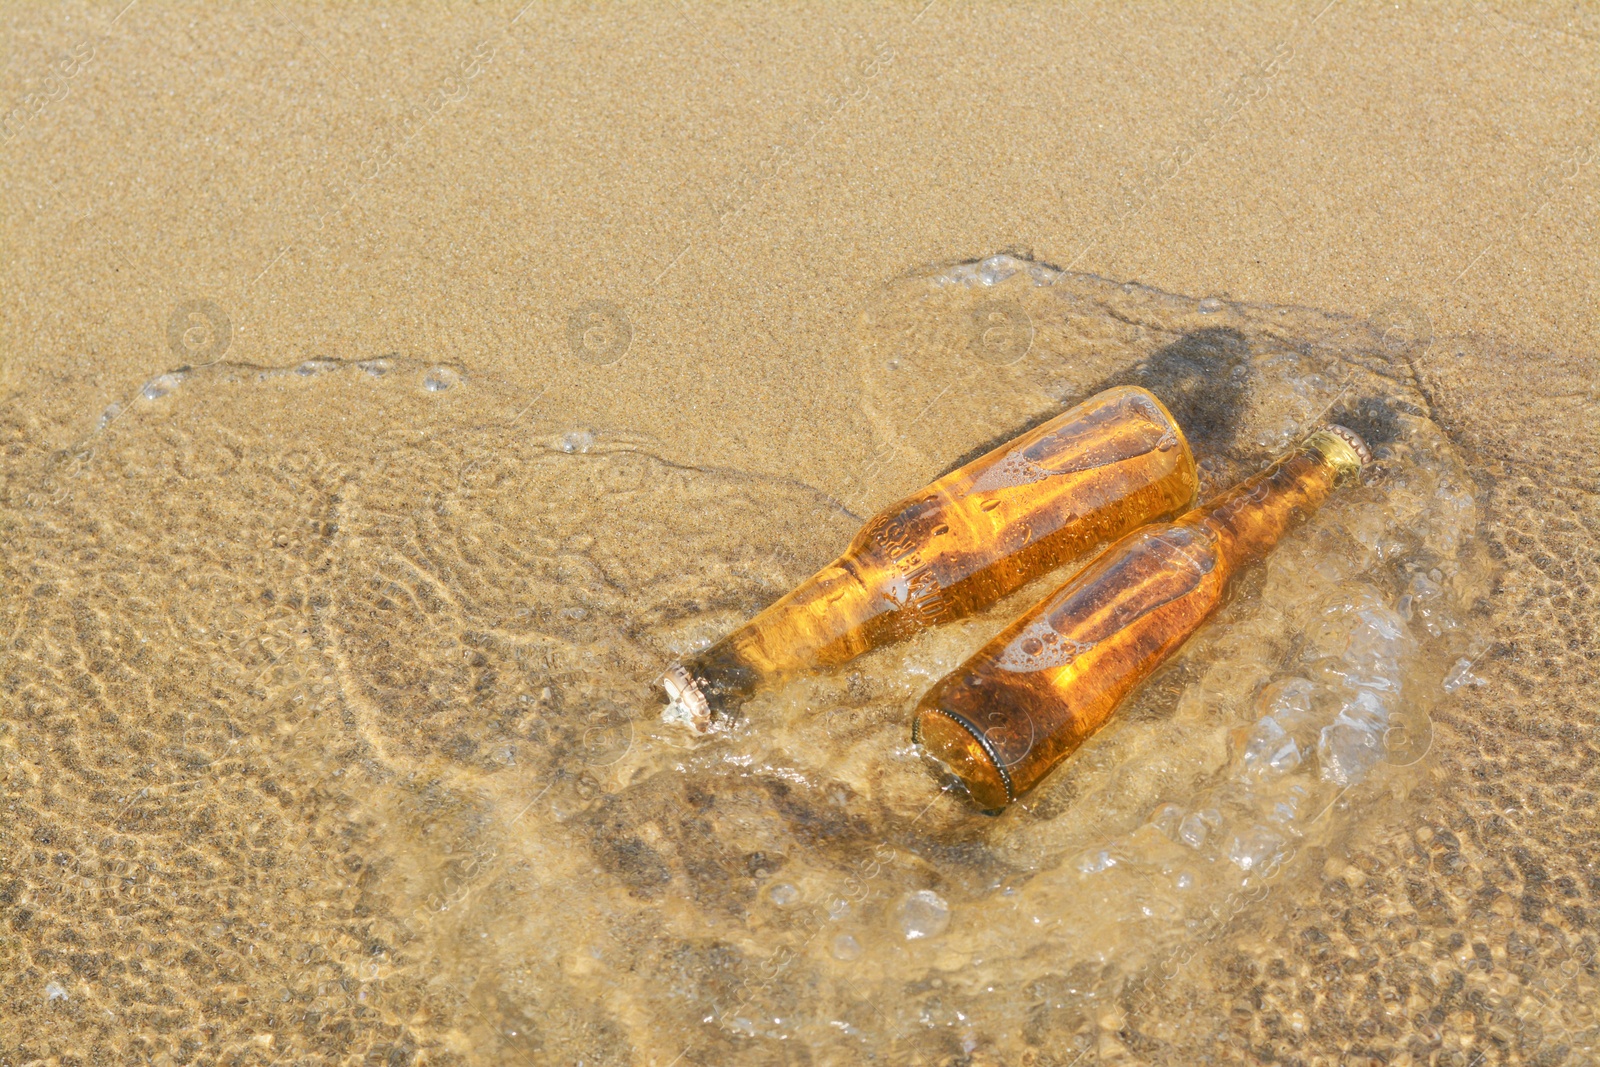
top-left (660, 386), bottom-right (1200, 730)
top-left (912, 426), bottom-right (1371, 810)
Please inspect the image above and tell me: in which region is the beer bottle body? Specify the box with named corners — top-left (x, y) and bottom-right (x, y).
top-left (662, 386), bottom-right (1200, 730)
top-left (914, 427), bottom-right (1370, 809)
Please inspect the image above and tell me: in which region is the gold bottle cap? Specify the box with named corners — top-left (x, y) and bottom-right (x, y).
top-left (1305, 424), bottom-right (1370, 486)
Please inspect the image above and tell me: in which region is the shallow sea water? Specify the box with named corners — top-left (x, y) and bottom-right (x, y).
top-left (3, 259), bottom-right (1596, 1065)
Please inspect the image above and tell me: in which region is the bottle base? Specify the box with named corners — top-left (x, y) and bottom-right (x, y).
top-left (912, 706), bottom-right (1015, 811)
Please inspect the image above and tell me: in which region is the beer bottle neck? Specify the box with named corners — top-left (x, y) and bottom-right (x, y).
top-left (1195, 428), bottom-right (1367, 566)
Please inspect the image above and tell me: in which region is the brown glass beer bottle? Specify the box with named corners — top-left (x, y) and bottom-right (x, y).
top-left (912, 426), bottom-right (1370, 810)
top-left (660, 386), bottom-right (1200, 731)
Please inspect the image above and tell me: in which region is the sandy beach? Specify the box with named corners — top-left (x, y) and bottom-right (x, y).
top-left (3, 2), bottom-right (1597, 1063)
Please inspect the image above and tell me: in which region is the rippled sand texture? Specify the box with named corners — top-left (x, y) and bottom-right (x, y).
top-left (8, 261), bottom-right (1594, 1065)
top-left (6, 4), bottom-right (1600, 1065)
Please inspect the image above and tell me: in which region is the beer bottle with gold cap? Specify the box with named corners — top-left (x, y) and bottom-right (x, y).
top-left (660, 386), bottom-right (1200, 731)
top-left (912, 425), bottom-right (1371, 810)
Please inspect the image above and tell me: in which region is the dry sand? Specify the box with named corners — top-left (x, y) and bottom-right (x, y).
top-left (3, 2), bottom-right (1598, 1064)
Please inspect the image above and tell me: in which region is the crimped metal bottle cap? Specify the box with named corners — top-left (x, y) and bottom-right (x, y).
top-left (659, 664), bottom-right (713, 733)
top-left (1306, 424), bottom-right (1370, 485)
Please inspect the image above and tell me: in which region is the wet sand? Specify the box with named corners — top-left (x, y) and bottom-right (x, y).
top-left (3, 2), bottom-right (1598, 1064)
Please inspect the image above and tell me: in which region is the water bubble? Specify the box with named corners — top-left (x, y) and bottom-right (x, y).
top-left (358, 359), bottom-right (391, 377)
top-left (1318, 717), bottom-right (1385, 785)
top-left (1305, 593), bottom-right (1410, 692)
top-left (296, 359), bottom-right (338, 377)
top-left (1409, 572), bottom-right (1443, 601)
top-left (1240, 716), bottom-right (1302, 776)
top-left (1442, 657), bottom-right (1485, 692)
top-left (1198, 296), bottom-right (1224, 314)
top-left (977, 255), bottom-right (1020, 286)
top-left (559, 429), bottom-right (596, 454)
top-left (141, 372), bottom-right (185, 401)
top-left (1402, 572), bottom-right (1458, 637)
top-left (1026, 261), bottom-right (1062, 286)
top-left (831, 934), bottom-right (863, 961)
top-left (1078, 849), bottom-right (1117, 874)
top-left (769, 883), bottom-right (799, 907)
top-left (1227, 826), bottom-right (1285, 872)
top-left (896, 889), bottom-right (950, 940)
top-left (423, 367), bottom-right (461, 392)
top-left (1339, 687), bottom-right (1393, 732)
top-left (1256, 677), bottom-right (1319, 744)
top-left (1150, 803), bottom-right (1184, 838)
